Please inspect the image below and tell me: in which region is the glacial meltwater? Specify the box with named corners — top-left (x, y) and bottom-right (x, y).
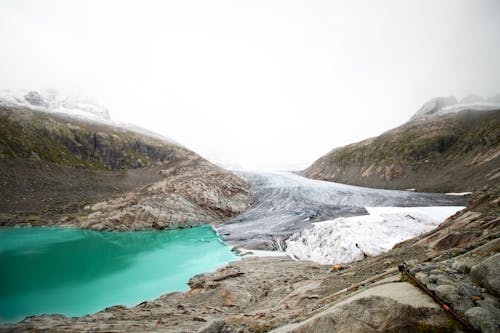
top-left (0, 225), bottom-right (238, 323)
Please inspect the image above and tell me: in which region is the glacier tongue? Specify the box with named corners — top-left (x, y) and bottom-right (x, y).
top-left (285, 206), bottom-right (464, 265)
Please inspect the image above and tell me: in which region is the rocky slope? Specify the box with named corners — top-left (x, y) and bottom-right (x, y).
top-left (304, 98), bottom-right (500, 192)
top-left (0, 96), bottom-right (251, 229)
top-left (3, 189), bottom-right (498, 332)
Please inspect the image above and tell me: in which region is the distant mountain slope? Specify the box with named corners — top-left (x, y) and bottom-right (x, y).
top-left (304, 99), bottom-right (500, 192)
top-left (0, 96), bottom-right (250, 229)
top-left (0, 102), bottom-right (187, 170)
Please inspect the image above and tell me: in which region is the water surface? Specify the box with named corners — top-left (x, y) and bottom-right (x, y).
top-left (0, 225), bottom-right (237, 323)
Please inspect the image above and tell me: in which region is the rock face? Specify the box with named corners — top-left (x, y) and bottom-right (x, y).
top-left (0, 101), bottom-right (251, 230)
top-left (470, 253), bottom-right (500, 297)
top-left (80, 157), bottom-right (251, 231)
top-left (271, 283), bottom-right (449, 333)
top-left (24, 91), bottom-right (49, 108)
top-left (304, 107), bottom-right (500, 192)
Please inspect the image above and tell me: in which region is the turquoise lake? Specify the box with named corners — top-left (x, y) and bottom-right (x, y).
top-left (0, 225), bottom-right (238, 323)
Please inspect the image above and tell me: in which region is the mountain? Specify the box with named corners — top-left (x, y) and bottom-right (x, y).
top-left (411, 94), bottom-right (500, 121)
top-left (303, 96), bottom-right (500, 192)
top-left (0, 92), bottom-right (251, 229)
top-left (0, 89), bottom-right (111, 122)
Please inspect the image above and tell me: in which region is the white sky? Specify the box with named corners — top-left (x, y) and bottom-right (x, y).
top-left (1, 0), bottom-right (499, 170)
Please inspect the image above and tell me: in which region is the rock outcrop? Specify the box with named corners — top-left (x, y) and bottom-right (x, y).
top-left (470, 253), bottom-right (500, 297)
top-left (304, 105), bottom-right (500, 192)
top-left (271, 283), bottom-right (451, 333)
top-left (79, 156), bottom-right (251, 231)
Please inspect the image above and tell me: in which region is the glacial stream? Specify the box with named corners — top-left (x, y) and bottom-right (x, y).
top-left (0, 225), bottom-right (237, 323)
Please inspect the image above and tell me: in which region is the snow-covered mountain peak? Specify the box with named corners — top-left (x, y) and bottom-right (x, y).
top-left (0, 89), bottom-right (180, 146)
top-left (411, 94), bottom-right (500, 121)
top-left (0, 89), bottom-right (110, 122)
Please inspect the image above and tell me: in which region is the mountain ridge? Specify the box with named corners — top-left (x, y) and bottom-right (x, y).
top-left (0, 99), bottom-right (251, 229)
top-left (303, 98), bottom-right (500, 192)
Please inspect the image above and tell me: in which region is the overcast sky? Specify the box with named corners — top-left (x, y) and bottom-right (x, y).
top-left (1, 0), bottom-right (499, 170)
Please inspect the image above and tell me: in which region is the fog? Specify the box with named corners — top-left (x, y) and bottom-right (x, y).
top-left (1, 0), bottom-right (499, 170)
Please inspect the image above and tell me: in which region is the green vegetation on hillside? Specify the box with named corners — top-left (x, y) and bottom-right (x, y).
top-left (0, 105), bottom-right (190, 170)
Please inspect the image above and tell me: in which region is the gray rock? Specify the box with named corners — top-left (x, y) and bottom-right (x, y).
top-left (427, 283), bottom-right (438, 291)
top-left (79, 157), bottom-right (251, 231)
top-left (436, 275), bottom-right (454, 286)
top-left (415, 272), bottom-right (429, 285)
top-left (435, 285), bottom-right (459, 304)
top-left (430, 269), bottom-right (445, 275)
top-left (428, 275), bottom-right (438, 283)
top-left (197, 319), bottom-right (225, 333)
top-left (452, 260), bottom-right (471, 274)
top-left (458, 283), bottom-right (482, 298)
top-left (470, 253), bottom-right (500, 297)
top-left (271, 283), bottom-right (450, 333)
top-left (435, 284), bottom-right (474, 314)
top-left (465, 307), bottom-right (497, 333)
top-left (24, 91), bottom-right (48, 107)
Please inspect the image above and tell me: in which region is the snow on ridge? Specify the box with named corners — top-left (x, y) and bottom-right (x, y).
top-left (445, 192), bottom-right (472, 197)
top-left (412, 94), bottom-right (500, 120)
top-left (285, 206), bottom-right (464, 265)
top-left (0, 89), bottom-right (110, 121)
top-left (0, 89), bottom-right (180, 146)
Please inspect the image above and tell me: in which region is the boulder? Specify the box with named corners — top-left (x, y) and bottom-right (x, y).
top-left (465, 307), bottom-right (497, 333)
top-left (197, 319), bottom-right (225, 333)
top-left (271, 282), bottom-right (452, 333)
top-left (470, 253), bottom-right (500, 296)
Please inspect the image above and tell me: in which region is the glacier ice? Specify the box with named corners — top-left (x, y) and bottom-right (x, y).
top-left (285, 206), bottom-right (465, 265)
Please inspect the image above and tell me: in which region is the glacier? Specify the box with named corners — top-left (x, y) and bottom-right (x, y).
top-left (285, 206), bottom-right (465, 265)
top-left (216, 171), bottom-right (467, 251)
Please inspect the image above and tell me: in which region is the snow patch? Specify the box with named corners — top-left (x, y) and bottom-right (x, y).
top-left (285, 206), bottom-right (464, 265)
top-left (445, 192), bottom-right (472, 196)
top-left (0, 89), bottom-right (110, 121)
top-left (0, 89), bottom-right (180, 146)
top-left (411, 94), bottom-right (500, 120)
top-left (237, 248), bottom-right (288, 257)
